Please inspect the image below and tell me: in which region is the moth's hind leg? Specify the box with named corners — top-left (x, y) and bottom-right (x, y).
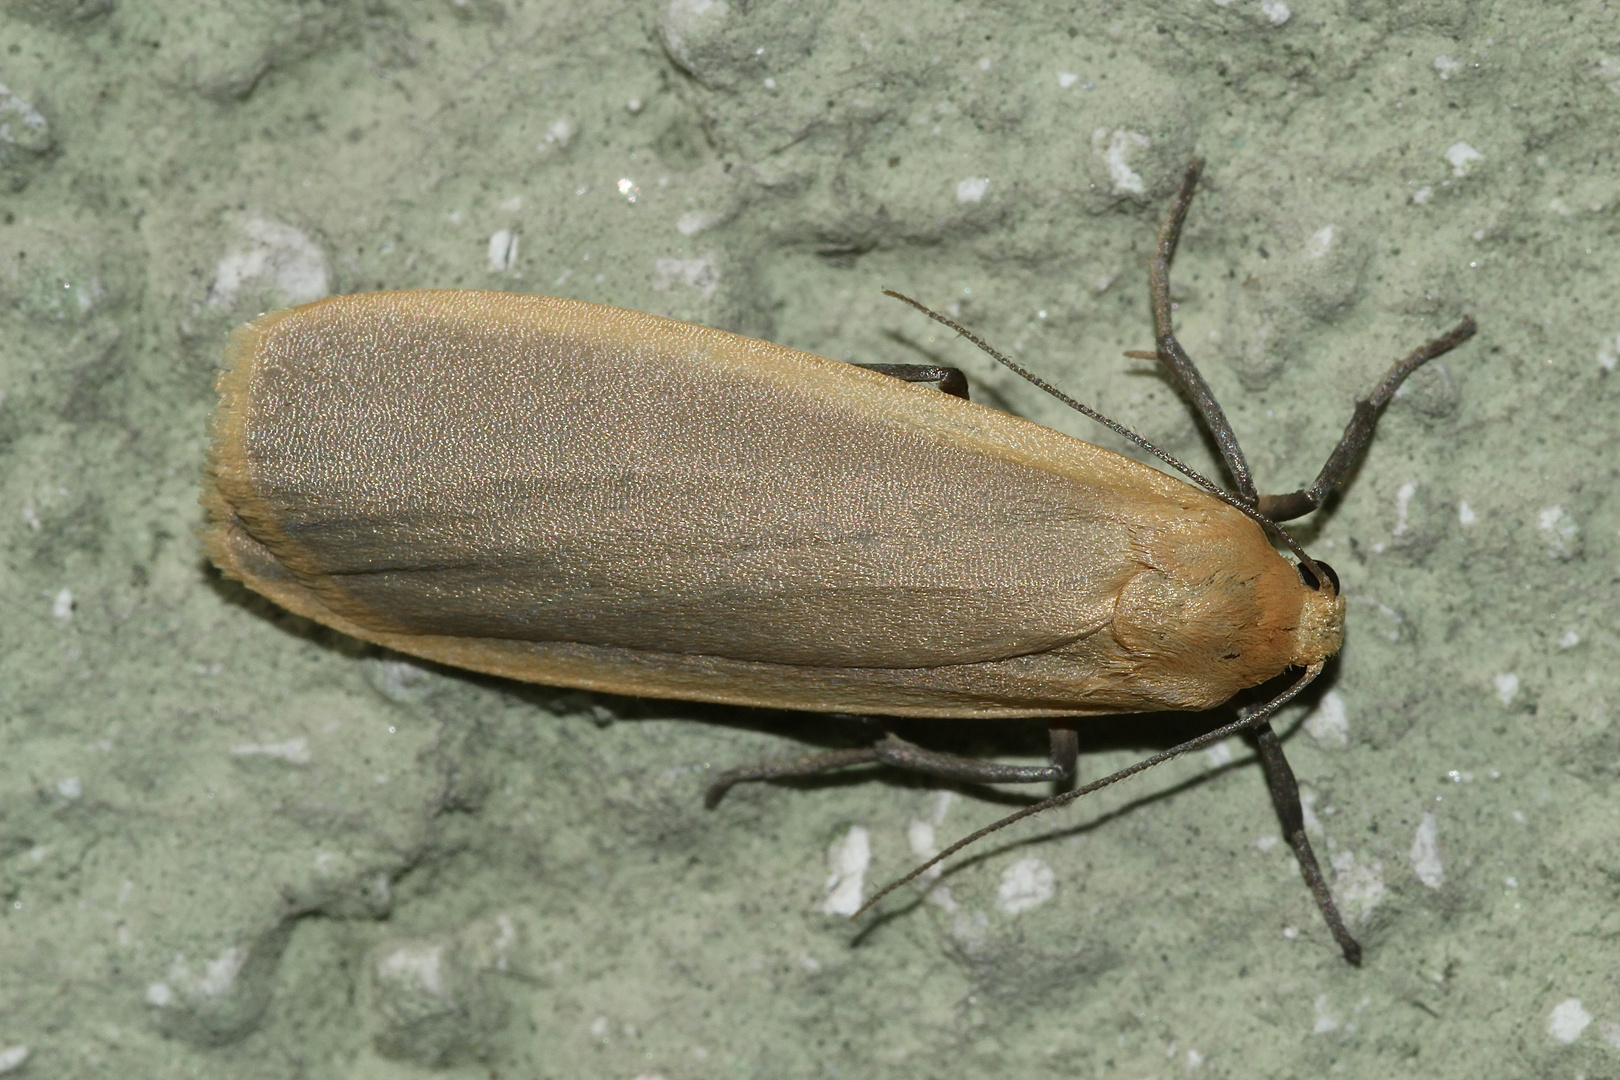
top-left (704, 721), bottom-right (1077, 809)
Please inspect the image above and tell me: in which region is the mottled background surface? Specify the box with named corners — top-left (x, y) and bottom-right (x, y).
top-left (1, 0), bottom-right (1617, 1076)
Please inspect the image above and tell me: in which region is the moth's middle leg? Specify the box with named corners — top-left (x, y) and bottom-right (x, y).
top-left (704, 721), bottom-right (1078, 809)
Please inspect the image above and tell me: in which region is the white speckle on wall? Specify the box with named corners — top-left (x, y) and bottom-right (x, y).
top-left (371, 659), bottom-right (432, 703)
top-left (1457, 500), bottom-right (1476, 525)
top-left (1298, 788), bottom-right (1322, 834)
top-left (1093, 128), bottom-right (1150, 195)
top-left (1304, 224), bottom-right (1336, 259)
top-left (1412, 185), bottom-right (1433, 205)
top-left (486, 229), bottom-right (519, 272)
top-left (1600, 56), bottom-right (1620, 94)
top-left (677, 209), bottom-right (727, 236)
top-left (1057, 72), bottom-right (1079, 88)
top-left (196, 947), bottom-right (246, 1000)
top-left (652, 256), bottom-right (719, 299)
top-left (1599, 333), bottom-right (1620, 372)
top-left (1547, 998), bottom-right (1592, 1044)
top-left (1304, 691), bottom-right (1349, 747)
top-left (661, 0), bottom-right (730, 66)
top-left (822, 826), bottom-right (870, 916)
top-left (0, 1044), bottom-right (28, 1074)
top-left (538, 116), bottom-right (575, 152)
top-left (955, 177), bottom-right (989, 203)
top-left (209, 215), bottom-right (329, 308)
top-left (1260, 0), bottom-right (1290, 24)
top-left (52, 587), bottom-right (74, 620)
top-left (230, 738), bottom-right (311, 765)
top-left (1409, 812), bottom-right (1444, 889)
top-left (906, 819), bottom-right (942, 880)
top-left (1493, 672), bottom-right (1519, 707)
top-left (1312, 993), bottom-right (1340, 1034)
top-left (903, 812), bottom-right (960, 908)
top-left (1445, 141), bottom-right (1484, 177)
top-left (1433, 55), bottom-right (1462, 79)
top-left (55, 776), bottom-right (81, 799)
top-left (1536, 505), bottom-right (1578, 558)
top-left (996, 857), bottom-right (1055, 914)
top-left (376, 943), bottom-right (446, 998)
top-left (1391, 480), bottom-right (1418, 536)
top-left (1330, 851), bottom-right (1387, 922)
top-left (155, 946), bottom-right (246, 1007)
top-left (0, 83), bottom-right (49, 152)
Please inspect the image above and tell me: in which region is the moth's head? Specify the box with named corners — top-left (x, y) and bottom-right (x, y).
top-left (1291, 559), bottom-right (1346, 666)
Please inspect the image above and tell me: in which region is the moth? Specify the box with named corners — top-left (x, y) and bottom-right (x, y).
top-left (202, 160), bottom-right (1474, 962)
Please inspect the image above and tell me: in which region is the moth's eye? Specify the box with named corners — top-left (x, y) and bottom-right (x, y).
top-left (1297, 560), bottom-right (1340, 594)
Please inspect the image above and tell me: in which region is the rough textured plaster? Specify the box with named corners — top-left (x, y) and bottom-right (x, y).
top-left (0, 0), bottom-right (1617, 1076)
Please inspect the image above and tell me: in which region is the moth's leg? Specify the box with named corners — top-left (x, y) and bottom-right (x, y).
top-left (705, 747), bottom-right (879, 809)
top-left (1251, 720), bottom-right (1363, 966)
top-left (1139, 161), bottom-right (1480, 522)
top-left (705, 721), bottom-right (1078, 808)
top-left (1127, 157), bottom-right (1261, 505)
top-left (872, 722), bottom-right (1077, 786)
top-left (855, 363), bottom-right (970, 400)
top-left (1254, 317), bottom-right (1476, 522)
